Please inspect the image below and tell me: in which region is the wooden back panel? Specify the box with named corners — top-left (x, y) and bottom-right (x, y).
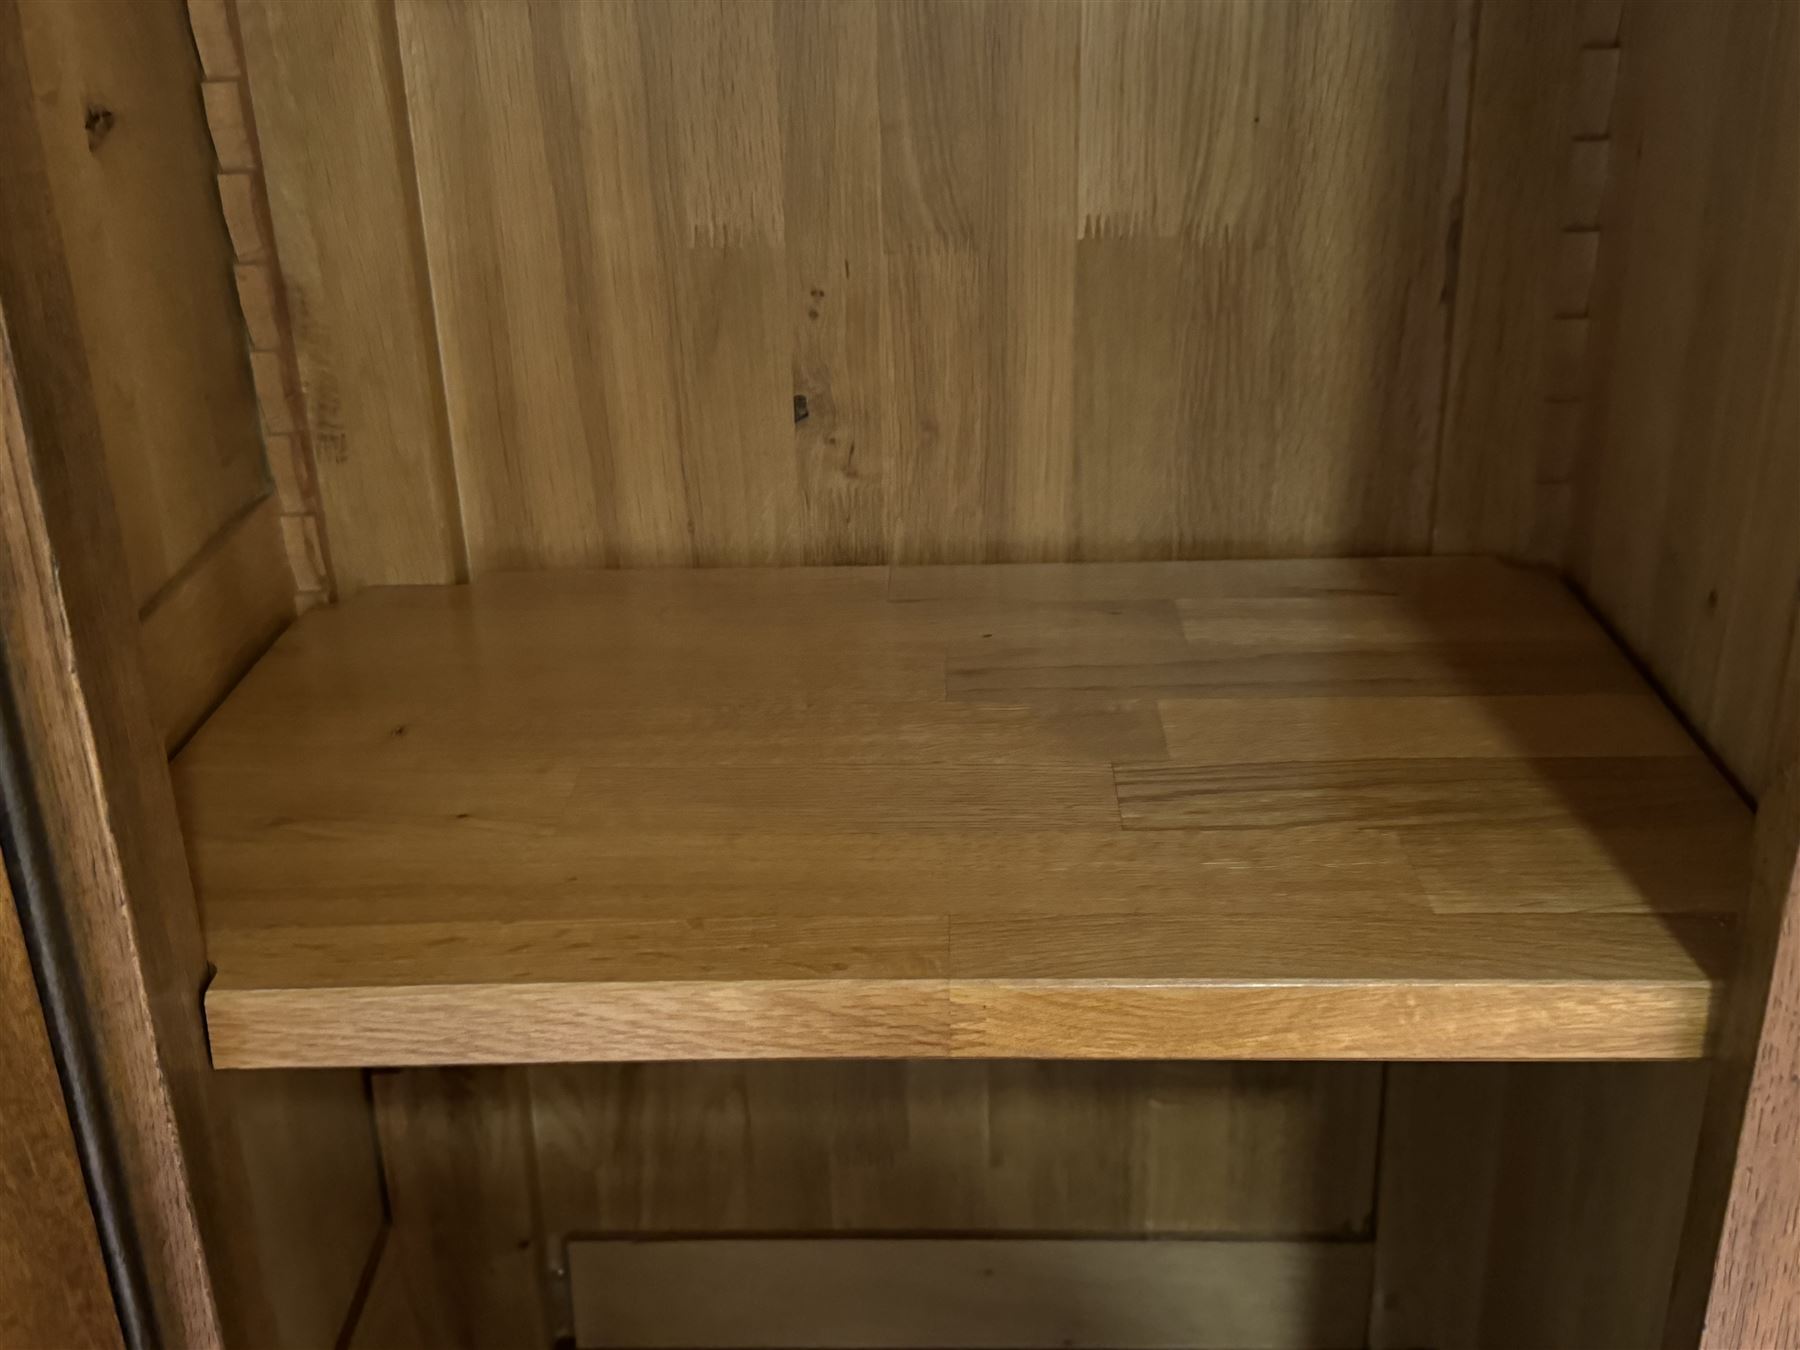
top-left (230, 0), bottom-right (1600, 584)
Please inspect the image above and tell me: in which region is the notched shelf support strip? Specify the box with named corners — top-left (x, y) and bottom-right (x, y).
top-left (188, 0), bottom-right (335, 612)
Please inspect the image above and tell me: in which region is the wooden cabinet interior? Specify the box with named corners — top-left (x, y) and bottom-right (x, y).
top-left (0, 0), bottom-right (1792, 1346)
top-left (181, 559), bottom-right (1744, 1069)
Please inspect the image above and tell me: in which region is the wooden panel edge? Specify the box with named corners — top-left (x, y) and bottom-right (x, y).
top-left (189, 0), bottom-right (338, 606)
top-left (0, 855), bottom-right (122, 1346)
top-left (0, 7), bottom-right (382, 1338)
top-left (234, 0), bottom-right (464, 590)
top-left (205, 978), bottom-right (1719, 1069)
top-left (0, 6), bottom-right (228, 1334)
top-left (1675, 616), bottom-right (1800, 1344)
top-left (138, 494), bottom-right (292, 752)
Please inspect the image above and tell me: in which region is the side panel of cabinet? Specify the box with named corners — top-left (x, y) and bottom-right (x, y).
top-left (0, 2), bottom-right (386, 1342)
top-left (1559, 0), bottom-right (1800, 1342)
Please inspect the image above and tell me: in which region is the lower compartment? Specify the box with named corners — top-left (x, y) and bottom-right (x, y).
top-left (343, 1060), bottom-right (1707, 1350)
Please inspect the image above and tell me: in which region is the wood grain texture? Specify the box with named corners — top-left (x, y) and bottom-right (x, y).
top-left (15, 0), bottom-right (267, 609)
top-left (368, 1068), bottom-right (551, 1350)
top-left (1571, 0), bottom-right (1799, 798)
top-left (568, 1237), bottom-right (1372, 1350)
top-left (232, 0), bottom-right (1478, 578)
top-left (1697, 793), bottom-right (1800, 1345)
top-left (0, 866), bottom-right (122, 1350)
top-left (1432, 0), bottom-right (1586, 557)
top-left (1371, 1062), bottom-right (1707, 1349)
top-left (175, 560), bottom-right (1745, 1067)
top-left (1558, 4), bottom-right (1800, 1334)
top-left (191, 1), bottom-right (341, 610)
top-left (362, 1059), bottom-right (1382, 1344)
top-left (232, 261), bottom-right (282, 351)
top-left (879, 0), bottom-right (1078, 562)
top-left (227, 1068), bottom-right (386, 1350)
top-left (529, 1061), bottom-right (1379, 1238)
top-left (137, 495), bottom-right (292, 752)
top-left (236, 0), bottom-right (464, 589)
top-left (344, 1232), bottom-right (430, 1350)
top-left (0, 17), bottom-right (231, 1335)
top-left (201, 79), bottom-right (255, 170)
top-left (1679, 535), bottom-right (1800, 1343)
top-left (217, 170), bottom-right (272, 262)
top-left (0, 11), bottom-right (386, 1339)
top-left (1115, 756), bottom-right (1742, 833)
top-left (185, 0), bottom-right (238, 79)
top-left (1070, 0), bottom-right (1466, 561)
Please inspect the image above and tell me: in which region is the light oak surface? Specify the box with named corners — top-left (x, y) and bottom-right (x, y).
top-left (137, 495), bottom-right (293, 752)
top-left (1, 5), bottom-right (386, 1338)
top-left (176, 559), bottom-right (1747, 1067)
top-left (1431, 0), bottom-right (1598, 559)
top-left (236, 0), bottom-right (465, 589)
top-left (1, 14), bottom-right (238, 1334)
top-left (1572, 0), bottom-right (1799, 798)
top-left (16, 0), bottom-right (267, 610)
top-left (238, 0), bottom-right (1487, 581)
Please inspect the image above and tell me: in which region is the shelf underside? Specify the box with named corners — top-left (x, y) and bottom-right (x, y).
top-left (176, 559), bottom-right (1749, 1068)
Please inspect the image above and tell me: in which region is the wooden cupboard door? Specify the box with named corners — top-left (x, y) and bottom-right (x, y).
top-left (0, 860), bottom-right (121, 1349)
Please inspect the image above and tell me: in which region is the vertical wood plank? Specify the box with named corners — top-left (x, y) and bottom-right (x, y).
top-left (1694, 788), bottom-right (1800, 1344)
top-left (228, 1069), bottom-right (386, 1350)
top-left (269, 0), bottom-right (1487, 567)
top-left (2, 12), bottom-right (388, 1346)
top-left (373, 1068), bottom-right (551, 1349)
top-left (1, 7), bottom-right (243, 1337)
top-left (879, 0), bottom-right (1077, 563)
top-left (1075, 0), bottom-right (1463, 560)
top-left (238, 0), bottom-right (464, 589)
top-left (397, 0), bottom-right (630, 571)
top-left (1677, 618), bottom-right (1800, 1345)
top-left (637, 0), bottom-right (800, 565)
top-left (1373, 1063), bottom-right (1708, 1349)
top-left (137, 496), bottom-right (293, 751)
top-left (185, 0), bottom-right (239, 79)
top-left (1570, 0), bottom-right (1799, 796)
top-left (777, 0), bottom-right (886, 563)
top-left (399, 0), bottom-right (827, 572)
top-left (16, 0), bottom-right (269, 609)
top-left (1431, 0), bottom-right (1585, 557)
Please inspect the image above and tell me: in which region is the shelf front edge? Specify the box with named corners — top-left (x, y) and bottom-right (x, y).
top-left (204, 975), bottom-right (1722, 1068)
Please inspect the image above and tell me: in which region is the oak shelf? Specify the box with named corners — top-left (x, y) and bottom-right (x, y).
top-left (176, 559), bottom-right (1748, 1069)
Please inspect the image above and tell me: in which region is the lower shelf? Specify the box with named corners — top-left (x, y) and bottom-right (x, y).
top-left (176, 558), bottom-right (1747, 1067)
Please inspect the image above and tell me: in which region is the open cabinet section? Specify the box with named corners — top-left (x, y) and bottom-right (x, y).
top-left (1, 0), bottom-right (1795, 1342)
top-left (176, 557), bottom-right (1747, 1068)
